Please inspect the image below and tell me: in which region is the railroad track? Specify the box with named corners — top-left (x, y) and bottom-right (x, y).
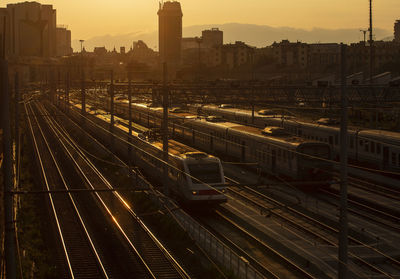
top-left (225, 176), bottom-right (400, 279)
top-left (347, 175), bottom-right (400, 203)
top-left (319, 188), bottom-right (400, 233)
top-left (57, 96), bottom-right (400, 278)
top-left (26, 101), bottom-right (111, 278)
top-left (33, 100), bottom-right (190, 279)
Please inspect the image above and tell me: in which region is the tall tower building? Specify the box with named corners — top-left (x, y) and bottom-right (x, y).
top-left (158, 1), bottom-right (183, 73)
top-left (395, 20), bottom-right (400, 43)
top-left (202, 28), bottom-right (223, 48)
top-left (5, 2), bottom-right (57, 57)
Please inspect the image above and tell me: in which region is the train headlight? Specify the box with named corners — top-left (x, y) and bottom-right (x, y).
top-left (222, 189), bottom-right (226, 193)
top-left (192, 191), bottom-right (198, 195)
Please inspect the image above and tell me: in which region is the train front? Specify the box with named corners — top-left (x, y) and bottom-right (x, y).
top-left (182, 152), bottom-right (227, 205)
top-left (296, 142), bottom-right (334, 188)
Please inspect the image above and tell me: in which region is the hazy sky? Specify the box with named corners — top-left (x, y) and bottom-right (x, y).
top-left (7, 0), bottom-right (399, 39)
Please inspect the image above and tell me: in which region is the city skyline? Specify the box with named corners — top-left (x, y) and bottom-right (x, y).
top-left (5, 0), bottom-right (398, 40)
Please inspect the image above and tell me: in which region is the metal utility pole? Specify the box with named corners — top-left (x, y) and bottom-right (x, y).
top-left (110, 70), bottom-right (115, 148)
top-left (81, 69), bottom-right (86, 116)
top-left (338, 43), bottom-right (349, 279)
top-left (14, 72), bottom-right (20, 184)
top-left (65, 70), bottom-right (70, 113)
top-left (369, 0), bottom-right (374, 82)
top-left (1, 25), bottom-right (17, 279)
top-left (162, 62), bottom-right (169, 195)
top-left (128, 75), bottom-right (133, 176)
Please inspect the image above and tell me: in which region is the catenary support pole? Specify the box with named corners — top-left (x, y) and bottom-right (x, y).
top-left (128, 75), bottom-right (133, 177)
top-left (110, 70), bottom-right (115, 149)
top-left (1, 36), bottom-right (17, 279)
top-left (14, 72), bottom-right (20, 184)
top-left (338, 43), bottom-right (349, 279)
top-left (162, 62), bottom-right (169, 195)
top-left (81, 69), bottom-right (86, 116)
top-left (65, 70), bottom-right (70, 113)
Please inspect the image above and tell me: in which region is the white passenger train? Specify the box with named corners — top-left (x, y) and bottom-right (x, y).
top-left (191, 105), bottom-right (400, 173)
top-left (110, 102), bottom-right (334, 187)
top-left (68, 102), bottom-right (227, 205)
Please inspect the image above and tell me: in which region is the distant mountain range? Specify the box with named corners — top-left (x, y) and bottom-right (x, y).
top-left (72, 23), bottom-right (393, 52)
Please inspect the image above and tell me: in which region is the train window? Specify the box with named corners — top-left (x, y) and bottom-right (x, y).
top-left (278, 150), bottom-right (281, 157)
top-left (298, 130), bottom-right (302, 136)
top-left (371, 142), bottom-right (375, 153)
top-left (359, 140), bottom-right (363, 146)
top-left (350, 138), bottom-right (354, 149)
top-left (329, 136), bottom-right (333, 145)
top-left (377, 143), bottom-right (381, 154)
top-left (335, 135), bottom-right (339, 145)
top-left (364, 142), bottom-right (369, 152)
top-left (392, 153), bottom-right (397, 165)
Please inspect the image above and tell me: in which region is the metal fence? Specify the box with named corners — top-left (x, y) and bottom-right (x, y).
top-left (149, 194), bottom-right (266, 279)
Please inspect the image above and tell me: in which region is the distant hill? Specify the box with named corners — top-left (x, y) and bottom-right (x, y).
top-left (72, 23), bottom-right (392, 51)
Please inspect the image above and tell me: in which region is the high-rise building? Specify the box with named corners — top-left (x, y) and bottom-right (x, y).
top-left (56, 26), bottom-right (72, 56)
top-left (158, 1), bottom-right (183, 72)
top-left (395, 20), bottom-right (400, 43)
top-left (6, 2), bottom-right (57, 57)
top-left (202, 28), bottom-right (223, 48)
top-left (0, 2), bottom-right (71, 58)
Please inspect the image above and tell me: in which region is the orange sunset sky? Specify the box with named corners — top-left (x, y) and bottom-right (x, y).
top-left (5, 0), bottom-right (399, 39)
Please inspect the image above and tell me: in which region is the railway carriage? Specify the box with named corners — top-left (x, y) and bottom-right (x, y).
top-left (109, 101), bottom-right (334, 186)
top-left (69, 103), bottom-right (227, 205)
top-left (179, 119), bottom-right (333, 186)
top-left (190, 104), bottom-right (400, 173)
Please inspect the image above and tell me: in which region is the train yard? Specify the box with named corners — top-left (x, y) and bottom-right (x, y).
top-left (25, 100), bottom-right (192, 278)
top-left (10, 85), bottom-right (400, 279)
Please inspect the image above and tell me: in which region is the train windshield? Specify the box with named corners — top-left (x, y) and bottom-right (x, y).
top-left (187, 163), bottom-right (222, 184)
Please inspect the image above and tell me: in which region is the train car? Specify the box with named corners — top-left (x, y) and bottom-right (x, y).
top-left (68, 102), bottom-right (227, 205)
top-left (177, 119), bottom-right (333, 187)
top-left (355, 130), bottom-right (400, 172)
top-left (190, 104), bottom-right (400, 173)
top-left (110, 100), bottom-right (400, 173)
top-left (103, 101), bottom-right (333, 187)
top-left (197, 105), bottom-right (284, 127)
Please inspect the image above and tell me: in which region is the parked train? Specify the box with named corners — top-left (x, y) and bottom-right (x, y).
top-left (67, 101), bottom-right (227, 205)
top-left (192, 105), bottom-right (400, 173)
top-left (110, 101), bottom-right (334, 187)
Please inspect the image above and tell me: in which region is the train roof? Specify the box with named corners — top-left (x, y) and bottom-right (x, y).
top-left (151, 138), bottom-right (218, 162)
top-left (229, 123), bottom-right (316, 145)
top-left (186, 118), bottom-right (320, 148)
top-left (358, 129), bottom-right (400, 145)
top-left (77, 103), bottom-right (219, 161)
